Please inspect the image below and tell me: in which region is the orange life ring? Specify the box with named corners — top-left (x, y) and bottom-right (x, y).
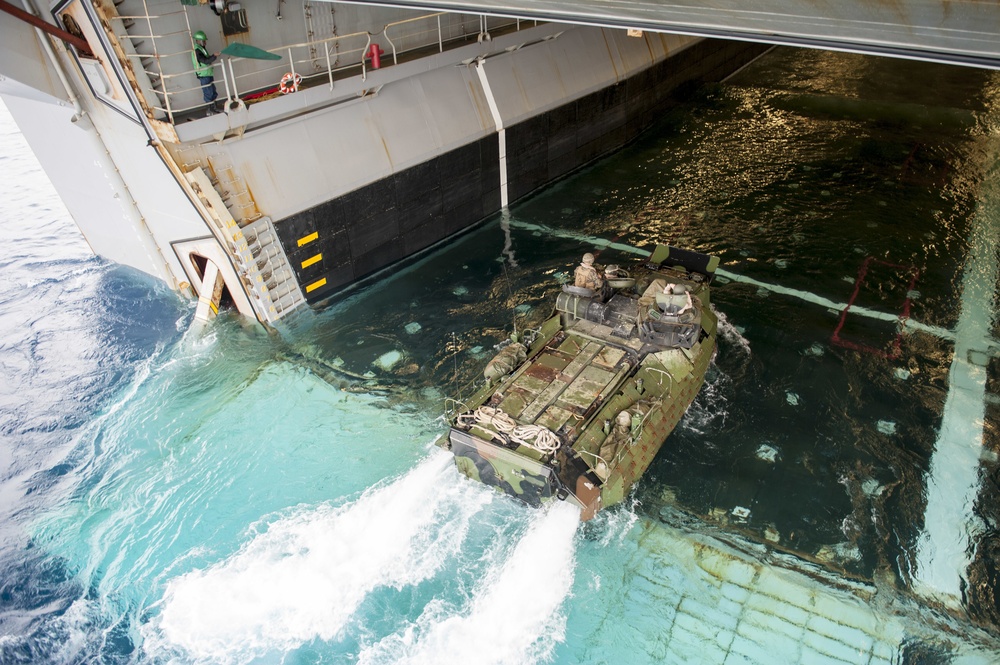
top-left (279, 72), bottom-right (301, 94)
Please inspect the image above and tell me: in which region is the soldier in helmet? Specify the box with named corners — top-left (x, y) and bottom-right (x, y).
top-left (573, 252), bottom-right (604, 292)
top-left (191, 30), bottom-right (220, 114)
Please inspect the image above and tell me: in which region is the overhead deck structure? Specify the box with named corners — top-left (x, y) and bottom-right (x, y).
top-left (340, 0), bottom-right (1000, 69)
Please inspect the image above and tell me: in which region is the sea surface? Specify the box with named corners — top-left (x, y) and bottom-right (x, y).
top-left (2, 46), bottom-right (1000, 663)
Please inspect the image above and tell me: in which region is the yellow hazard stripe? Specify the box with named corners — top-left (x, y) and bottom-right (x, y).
top-left (301, 253), bottom-right (322, 269)
top-left (297, 231), bottom-right (319, 247)
top-left (198, 297), bottom-right (219, 315)
top-left (305, 277), bottom-right (327, 293)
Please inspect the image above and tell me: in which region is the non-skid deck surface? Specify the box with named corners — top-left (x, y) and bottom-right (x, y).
top-left (498, 335), bottom-right (627, 432)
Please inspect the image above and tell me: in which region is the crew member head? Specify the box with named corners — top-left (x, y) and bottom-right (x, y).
top-left (194, 30), bottom-right (207, 45)
top-left (582, 253), bottom-right (595, 266)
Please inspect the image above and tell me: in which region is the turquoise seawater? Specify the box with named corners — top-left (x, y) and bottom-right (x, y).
top-left (3, 46), bottom-right (1000, 663)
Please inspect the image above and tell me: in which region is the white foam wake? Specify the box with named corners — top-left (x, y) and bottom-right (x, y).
top-left (714, 308), bottom-right (751, 357)
top-left (144, 451), bottom-right (491, 663)
top-left (358, 500), bottom-right (582, 665)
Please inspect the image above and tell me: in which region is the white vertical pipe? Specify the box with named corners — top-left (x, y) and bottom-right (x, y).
top-left (473, 58), bottom-right (507, 210)
top-left (21, 0), bottom-right (84, 122)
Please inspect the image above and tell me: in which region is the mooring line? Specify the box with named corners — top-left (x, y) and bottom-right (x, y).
top-left (506, 219), bottom-right (955, 342)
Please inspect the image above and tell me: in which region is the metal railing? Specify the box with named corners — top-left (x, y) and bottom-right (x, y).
top-left (112, 4), bottom-right (534, 124)
top-left (382, 14), bottom-right (533, 66)
top-left (215, 28), bottom-right (373, 112)
top-left (112, 0), bottom-right (193, 121)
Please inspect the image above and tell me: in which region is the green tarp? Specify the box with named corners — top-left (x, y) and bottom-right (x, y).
top-left (220, 43), bottom-right (281, 60)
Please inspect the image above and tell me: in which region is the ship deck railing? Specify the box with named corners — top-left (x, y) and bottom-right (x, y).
top-left (113, 5), bottom-right (538, 126)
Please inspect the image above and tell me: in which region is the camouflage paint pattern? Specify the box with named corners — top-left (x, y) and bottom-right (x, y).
top-left (439, 245), bottom-right (718, 521)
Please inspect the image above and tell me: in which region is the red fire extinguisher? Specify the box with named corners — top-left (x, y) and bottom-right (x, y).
top-left (366, 42), bottom-right (384, 69)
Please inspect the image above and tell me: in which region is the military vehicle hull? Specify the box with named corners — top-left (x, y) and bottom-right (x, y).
top-left (439, 245), bottom-right (719, 520)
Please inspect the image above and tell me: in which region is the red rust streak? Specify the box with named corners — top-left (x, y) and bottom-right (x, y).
top-left (524, 364), bottom-right (560, 384)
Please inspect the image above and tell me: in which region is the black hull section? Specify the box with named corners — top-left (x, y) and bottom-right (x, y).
top-left (274, 39), bottom-right (768, 304)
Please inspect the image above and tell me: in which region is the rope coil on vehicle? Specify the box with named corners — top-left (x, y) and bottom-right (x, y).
top-left (457, 406), bottom-right (561, 454)
top-left (279, 72), bottom-right (302, 94)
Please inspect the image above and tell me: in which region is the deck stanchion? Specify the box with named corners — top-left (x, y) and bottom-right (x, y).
top-left (228, 59), bottom-right (239, 100)
top-left (362, 34), bottom-right (370, 81)
top-left (325, 44), bottom-right (334, 89)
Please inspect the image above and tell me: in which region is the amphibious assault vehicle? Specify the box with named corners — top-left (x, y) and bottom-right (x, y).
top-left (438, 244), bottom-right (719, 520)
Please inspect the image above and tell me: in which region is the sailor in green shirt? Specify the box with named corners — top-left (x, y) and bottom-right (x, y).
top-left (191, 30), bottom-right (220, 113)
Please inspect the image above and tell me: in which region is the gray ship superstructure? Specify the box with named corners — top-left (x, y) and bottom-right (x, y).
top-left (1, 0), bottom-right (764, 324)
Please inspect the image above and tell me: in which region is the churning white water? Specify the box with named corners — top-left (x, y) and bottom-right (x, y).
top-left (146, 453), bottom-right (498, 662)
top-left (357, 501), bottom-right (581, 665)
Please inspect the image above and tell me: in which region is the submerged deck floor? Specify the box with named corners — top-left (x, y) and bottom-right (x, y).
top-left (285, 46), bottom-right (1000, 659)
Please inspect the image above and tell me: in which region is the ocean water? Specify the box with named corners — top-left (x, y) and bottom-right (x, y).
top-left (2, 46), bottom-right (1000, 663)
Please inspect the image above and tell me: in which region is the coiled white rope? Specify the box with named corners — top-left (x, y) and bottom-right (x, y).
top-left (457, 406), bottom-right (561, 454)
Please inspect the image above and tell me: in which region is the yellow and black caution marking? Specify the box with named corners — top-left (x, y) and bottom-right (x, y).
top-left (297, 231), bottom-right (319, 247)
top-left (305, 277), bottom-right (327, 293)
top-left (198, 296), bottom-right (219, 315)
top-left (301, 253), bottom-right (322, 269)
